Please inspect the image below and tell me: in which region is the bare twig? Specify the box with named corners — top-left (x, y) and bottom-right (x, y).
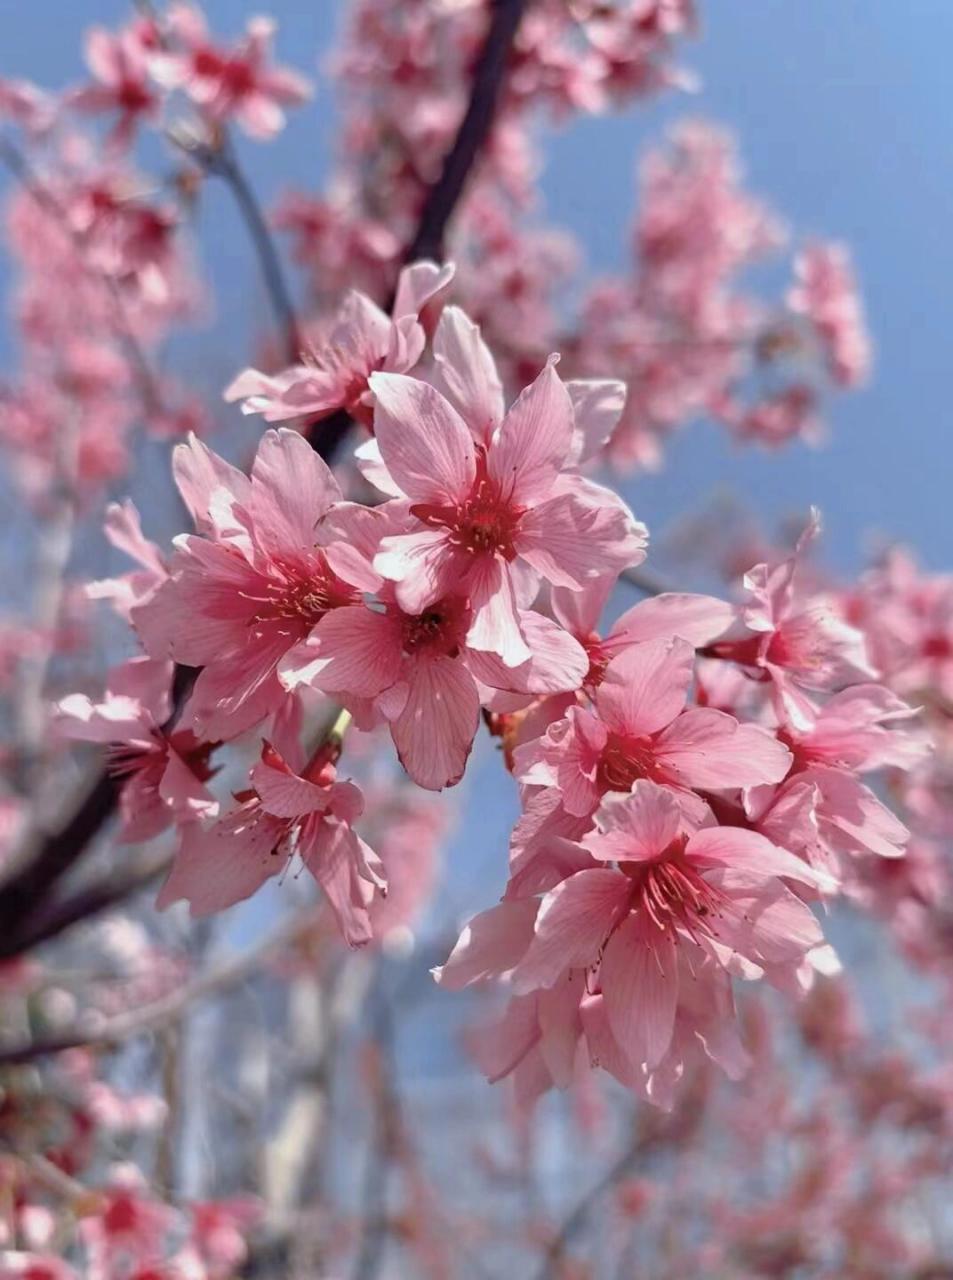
top-left (0, 849), bottom-right (173, 959)
top-left (351, 988), bottom-right (402, 1280)
top-left (191, 134), bottom-right (300, 364)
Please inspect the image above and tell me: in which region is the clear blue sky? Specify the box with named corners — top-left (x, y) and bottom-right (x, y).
top-left (2, 2), bottom-right (950, 917)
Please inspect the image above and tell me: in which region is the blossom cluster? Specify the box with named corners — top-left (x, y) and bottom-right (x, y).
top-left (58, 269), bottom-right (917, 1114)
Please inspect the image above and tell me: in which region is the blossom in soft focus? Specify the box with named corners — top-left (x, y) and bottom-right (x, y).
top-left (133, 429), bottom-right (376, 739)
top-left (154, 4), bottom-right (312, 139)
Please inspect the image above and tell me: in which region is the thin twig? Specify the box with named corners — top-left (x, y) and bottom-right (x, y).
top-left (0, 849), bottom-right (173, 959)
top-left (198, 135), bottom-right (300, 364)
top-left (351, 989), bottom-right (401, 1280)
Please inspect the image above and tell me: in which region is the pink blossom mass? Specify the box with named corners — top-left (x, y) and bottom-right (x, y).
top-left (0, 2), bottom-right (947, 1276)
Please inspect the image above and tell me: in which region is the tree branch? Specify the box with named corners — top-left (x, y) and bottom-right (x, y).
top-left (403, 0), bottom-right (529, 263)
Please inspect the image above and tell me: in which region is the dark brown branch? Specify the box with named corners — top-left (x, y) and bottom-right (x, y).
top-left (402, 0), bottom-right (530, 264)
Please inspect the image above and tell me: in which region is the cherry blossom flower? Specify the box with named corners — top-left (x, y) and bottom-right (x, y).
top-left (708, 511), bottom-right (876, 728)
top-left (281, 577), bottom-right (587, 791)
top-left (366, 344), bottom-right (647, 666)
top-left (788, 241), bottom-right (871, 388)
top-left (158, 739), bottom-right (383, 946)
top-left (133, 430), bottom-right (375, 740)
top-left (57, 656), bottom-right (216, 843)
top-left (70, 24), bottom-right (161, 147)
top-left (518, 635), bottom-right (792, 822)
top-left (225, 260), bottom-right (453, 429)
top-left (155, 5), bottom-right (312, 140)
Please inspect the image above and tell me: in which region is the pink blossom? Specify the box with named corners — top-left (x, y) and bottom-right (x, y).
top-left (70, 25), bottom-right (161, 147)
top-left (158, 739), bottom-right (383, 945)
top-left (280, 559), bottom-right (587, 790)
top-left (439, 782), bottom-right (829, 1100)
top-left (155, 5), bottom-right (312, 140)
top-left (133, 430), bottom-right (374, 740)
top-left (709, 511), bottom-right (876, 728)
top-left (519, 635), bottom-right (792, 821)
top-left (86, 500), bottom-right (168, 621)
top-left (225, 260), bottom-right (453, 429)
top-left (365, 329), bottom-right (647, 666)
top-left (57, 656), bottom-right (216, 843)
top-left (788, 241), bottom-right (871, 388)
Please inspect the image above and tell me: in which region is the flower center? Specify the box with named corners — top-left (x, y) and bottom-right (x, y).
top-left (597, 733), bottom-right (667, 792)
top-left (247, 552), bottom-right (359, 635)
top-left (626, 849), bottom-right (725, 943)
top-left (409, 456), bottom-right (523, 560)
top-left (400, 596), bottom-right (469, 657)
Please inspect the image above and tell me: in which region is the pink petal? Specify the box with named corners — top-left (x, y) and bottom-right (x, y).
top-left (488, 357), bottom-right (572, 505)
top-left (465, 611), bottom-right (587, 694)
top-left (156, 808), bottom-right (285, 916)
top-left (279, 605), bottom-right (403, 698)
top-left (249, 428), bottom-right (341, 554)
top-left (391, 655), bottom-right (480, 790)
top-left (565, 378), bottom-right (626, 465)
top-left (368, 372), bottom-right (475, 504)
top-left (432, 305), bottom-right (504, 444)
top-left (172, 433), bottom-right (252, 539)
top-left (584, 780), bottom-right (681, 863)
top-left (510, 867), bottom-right (630, 994)
top-left (300, 820), bottom-right (376, 947)
top-left (596, 636), bottom-right (694, 736)
top-left (601, 914), bottom-right (678, 1069)
top-left (687, 825), bottom-right (835, 891)
top-left (375, 529), bottom-right (464, 614)
top-left (434, 898), bottom-right (540, 989)
top-left (607, 593), bottom-right (735, 652)
top-left (465, 555), bottom-right (532, 666)
top-left (653, 708), bottom-right (793, 790)
top-left (250, 741), bottom-right (332, 818)
top-left (392, 260), bottom-right (455, 325)
top-left (516, 491), bottom-right (641, 590)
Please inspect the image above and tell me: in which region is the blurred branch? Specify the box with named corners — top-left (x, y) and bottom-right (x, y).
top-left (178, 131), bottom-right (300, 364)
top-left (0, 849), bottom-right (173, 961)
top-left (351, 989), bottom-right (401, 1280)
top-left (532, 1138), bottom-right (645, 1280)
top-left (0, 908), bottom-right (316, 1066)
